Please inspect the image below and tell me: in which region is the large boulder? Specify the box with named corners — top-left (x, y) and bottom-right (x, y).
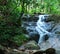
top-left (18, 40), bottom-right (40, 50)
top-left (33, 48), bottom-right (56, 54)
top-left (29, 32), bottom-right (39, 43)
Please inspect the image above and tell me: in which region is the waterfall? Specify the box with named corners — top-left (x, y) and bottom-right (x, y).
top-left (36, 15), bottom-right (56, 45)
top-left (22, 14), bottom-right (60, 50)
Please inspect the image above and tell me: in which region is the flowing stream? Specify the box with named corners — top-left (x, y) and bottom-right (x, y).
top-left (36, 15), bottom-right (52, 45)
top-left (22, 14), bottom-right (60, 48)
top-left (36, 15), bottom-right (60, 46)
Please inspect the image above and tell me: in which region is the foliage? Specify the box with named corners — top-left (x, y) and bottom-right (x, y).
top-left (20, 0), bottom-right (60, 14)
top-left (12, 34), bottom-right (28, 46)
top-left (0, 0), bottom-right (60, 47)
top-left (0, 0), bottom-right (22, 44)
top-left (0, 16), bottom-right (22, 42)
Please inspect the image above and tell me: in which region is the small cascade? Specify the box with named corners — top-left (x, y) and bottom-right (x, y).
top-left (21, 14), bottom-right (39, 42)
top-left (36, 15), bottom-right (56, 45)
top-left (22, 14), bottom-right (60, 49)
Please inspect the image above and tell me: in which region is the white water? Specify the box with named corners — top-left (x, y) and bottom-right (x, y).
top-left (22, 14), bottom-right (60, 50)
top-left (36, 15), bottom-right (56, 45)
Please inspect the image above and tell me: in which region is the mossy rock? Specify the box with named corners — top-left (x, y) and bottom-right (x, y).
top-left (24, 40), bottom-right (40, 50)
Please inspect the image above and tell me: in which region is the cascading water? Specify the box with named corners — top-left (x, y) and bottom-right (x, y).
top-left (22, 14), bottom-right (60, 50)
top-left (36, 15), bottom-right (56, 45)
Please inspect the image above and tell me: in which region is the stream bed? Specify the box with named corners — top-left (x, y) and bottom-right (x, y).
top-left (21, 14), bottom-right (60, 50)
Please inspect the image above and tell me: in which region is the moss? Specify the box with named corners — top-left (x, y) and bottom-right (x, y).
top-left (11, 34), bottom-right (29, 46)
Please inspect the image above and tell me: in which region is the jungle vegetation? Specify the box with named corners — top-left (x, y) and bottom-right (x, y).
top-left (0, 0), bottom-right (60, 48)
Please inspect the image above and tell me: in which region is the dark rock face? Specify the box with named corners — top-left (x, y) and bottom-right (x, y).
top-left (29, 32), bottom-right (39, 43)
top-left (22, 14), bottom-right (39, 22)
top-left (21, 14), bottom-right (39, 42)
top-left (43, 34), bottom-right (49, 41)
top-left (0, 49), bottom-right (5, 54)
top-left (45, 48), bottom-right (56, 54)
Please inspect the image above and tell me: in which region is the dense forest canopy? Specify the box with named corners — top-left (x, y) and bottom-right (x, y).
top-left (0, 0), bottom-right (60, 17)
top-left (20, 0), bottom-right (60, 14)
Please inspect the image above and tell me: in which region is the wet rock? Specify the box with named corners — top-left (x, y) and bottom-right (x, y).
top-left (32, 16), bottom-right (39, 22)
top-left (43, 34), bottom-right (49, 41)
top-left (22, 14), bottom-right (31, 22)
top-left (29, 32), bottom-right (39, 43)
top-left (21, 14), bottom-right (39, 42)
